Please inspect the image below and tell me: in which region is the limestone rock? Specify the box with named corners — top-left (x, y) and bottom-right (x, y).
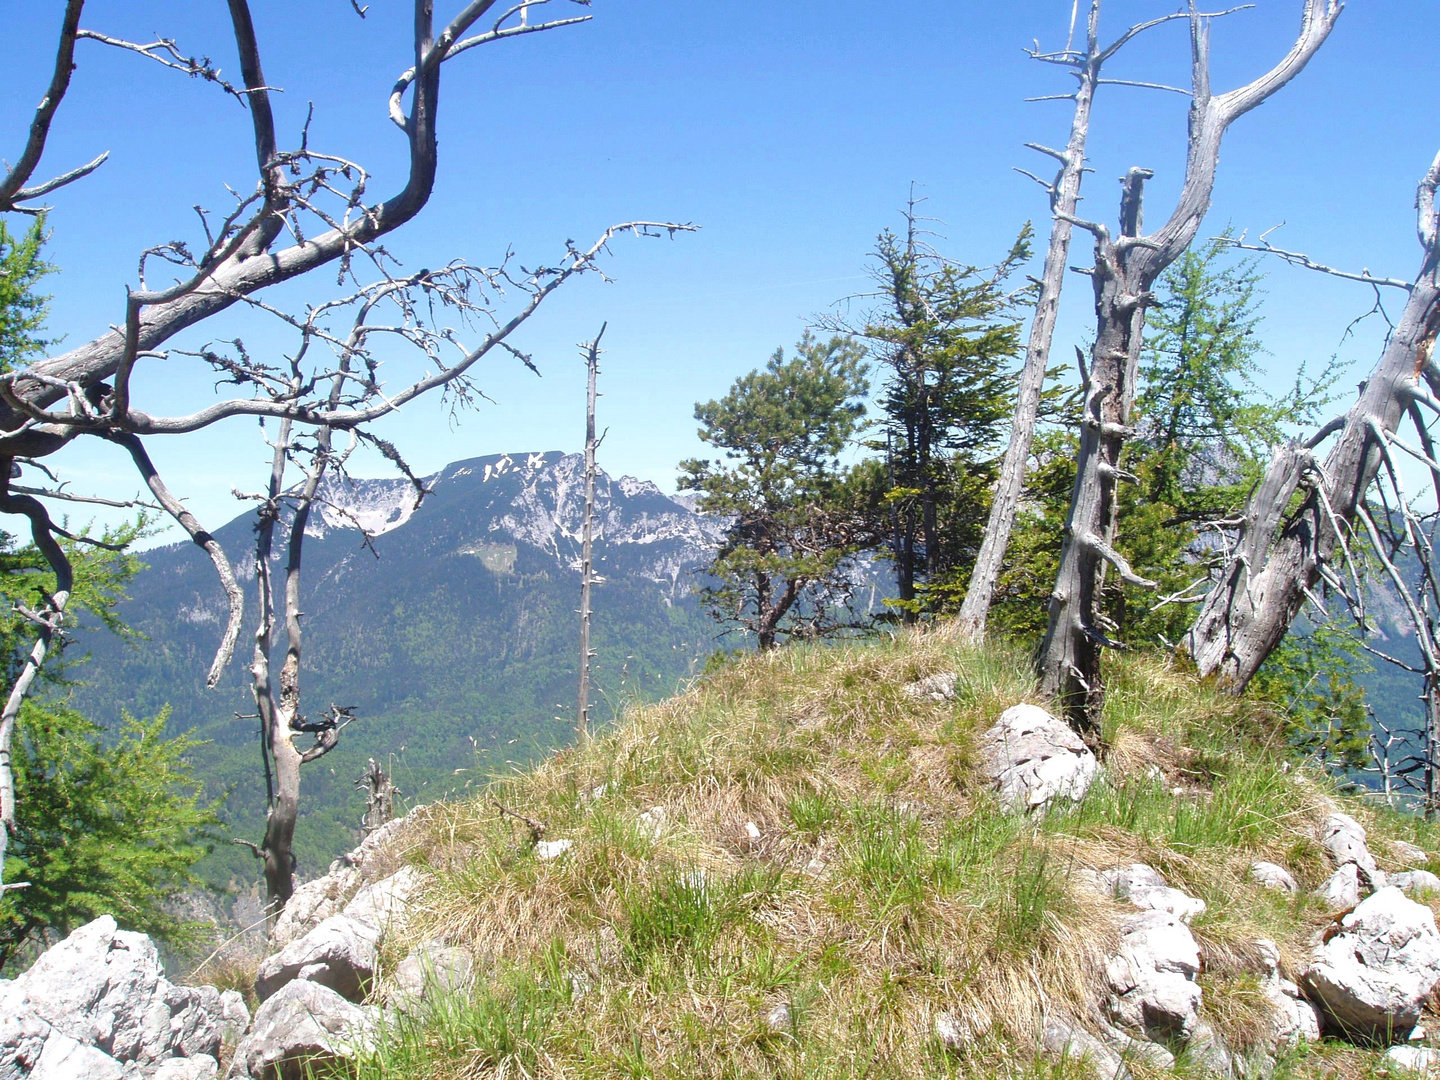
top-left (0, 916), bottom-right (222, 1068)
top-left (0, 1000), bottom-right (51, 1079)
top-left (1105, 908), bottom-right (1203, 1044)
top-left (270, 868), bottom-right (360, 950)
top-left (1040, 1015), bottom-right (1127, 1080)
top-left (217, 991), bottom-right (250, 1048)
top-left (1256, 940), bottom-right (1321, 1050)
top-left (1184, 1020), bottom-right (1232, 1077)
top-left (536, 839), bottom-right (574, 860)
top-left (254, 914), bottom-right (380, 1003)
top-left (151, 1055), bottom-right (220, 1080)
top-left (1391, 871), bottom-right (1440, 898)
top-left (764, 1001), bottom-right (792, 1033)
top-left (29, 1032), bottom-right (124, 1080)
top-left (1100, 865), bottom-right (1205, 924)
top-left (227, 980), bottom-right (376, 1080)
top-left (1299, 886), bottom-right (1440, 1041)
top-left (1392, 840), bottom-right (1430, 868)
top-left (903, 672), bottom-right (958, 703)
top-left (1322, 813), bottom-right (1377, 870)
top-left (342, 865), bottom-right (426, 935)
top-left (1318, 863), bottom-right (1364, 910)
top-left (391, 943), bottom-right (474, 1009)
top-left (1386, 1045), bottom-right (1440, 1074)
top-left (979, 704), bottom-right (1098, 812)
top-left (1249, 861), bottom-right (1298, 894)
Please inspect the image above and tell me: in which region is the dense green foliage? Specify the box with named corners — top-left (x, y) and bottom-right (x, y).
top-left (841, 218), bottom-right (1033, 617)
top-left (0, 704), bottom-right (220, 970)
top-left (0, 216), bottom-right (52, 372)
top-left (679, 334), bottom-right (873, 650)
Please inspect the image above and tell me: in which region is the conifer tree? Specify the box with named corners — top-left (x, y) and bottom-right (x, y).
top-left (679, 334), bottom-right (871, 650)
top-left (823, 201), bottom-right (1032, 619)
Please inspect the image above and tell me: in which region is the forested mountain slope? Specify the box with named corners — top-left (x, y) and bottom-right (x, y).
top-left (69, 451), bottom-right (724, 886)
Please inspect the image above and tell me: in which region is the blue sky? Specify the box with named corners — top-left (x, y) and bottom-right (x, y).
top-left (2, 0), bottom-right (1434, 543)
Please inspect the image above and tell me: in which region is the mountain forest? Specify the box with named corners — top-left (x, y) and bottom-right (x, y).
top-left (4, 3), bottom-right (1440, 1079)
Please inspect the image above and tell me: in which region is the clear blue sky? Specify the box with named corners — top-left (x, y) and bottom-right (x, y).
top-left (2, 1), bottom-right (1433, 543)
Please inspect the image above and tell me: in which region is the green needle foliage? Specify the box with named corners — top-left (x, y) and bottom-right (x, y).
top-left (0, 216), bottom-right (53, 372)
top-left (837, 211), bottom-right (1033, 619)
top-left (679, 334), bottom-right (872, 650)
top-left (0, 704), bottom-right (221, 971)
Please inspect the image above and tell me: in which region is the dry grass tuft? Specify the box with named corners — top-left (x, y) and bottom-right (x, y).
top-left (340, 632), bottom-right (1440, 1079)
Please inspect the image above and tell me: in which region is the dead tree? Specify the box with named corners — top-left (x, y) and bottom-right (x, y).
top-left (1036, 0), bottom-right (1342, 736)
top-left (0, 2), bottom-right (693, 897)
top-left (1185, 150), bottom-right (1440, 691)
top-left (357, 758), bottom-right (397, 836)
top-left (577, 324), bottom-right (605, 738)
top-left (957, 0), bottom-right (1216, 641)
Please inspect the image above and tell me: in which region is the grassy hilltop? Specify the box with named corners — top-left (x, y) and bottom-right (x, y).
top-left (331, 631), bottom-right (1440, 1080)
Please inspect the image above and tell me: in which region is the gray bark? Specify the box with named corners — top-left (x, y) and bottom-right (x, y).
top-left (1185, 150), bottom-right (1440, 691)
top-left (577, 326), bottom-right (605, 738)
top-left (954, 0), bottom-right (1098, 640)
top-left (1036, 0), bottom-right (1342, 733)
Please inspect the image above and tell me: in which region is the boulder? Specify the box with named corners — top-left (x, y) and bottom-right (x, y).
top-left (0, 916), bottom-right (222, 1068)
top-left (269, 867), bottom-right (359, 950)
top-left (1391, 871), bottom-right (1440, 898)
top-left (227, 980), bottom-right (376, 1080)
top-left (216, 990), bottom-right (250, 1049)
top-left (1256, 940), bottom-right (1321, 1050)
top-left (1386, 1045), bottom-right (1440, 1075)
top-left (1299, 886), bottom-right (1440, 1041)
top-left (29, 1032), bottom-right (124, 1080)
top-left (1392, 840), bottom-right (1431, 868)
top-left (390, 943), bottom-right (474, 1009)
top-left (903, 672), bottom-right (958, 703)
top-left (1105, 908), bottom-right (1203, 1044)
top-left (1040, 1015), bottom-right (1127, 1080)
top-left (979, 704), bottom-right (1098, 812)
top-left (342, 865), bottom-right (426, 935)
top-left (1100, 865), bottom-right (1205, 924)
top-left (1317, 863), bottom-right (1364, 910)
top-left (1320, 813), bottom-right (1384, 886)
top-left (0, 1000), bottom-right (51, 1079)
top-left (254, 914), bottom-right (380, 1003)
top-left (1249, 862), bottom-right (1298, 894)
top-left (1183, 1020), bottom-right (1232, 1077)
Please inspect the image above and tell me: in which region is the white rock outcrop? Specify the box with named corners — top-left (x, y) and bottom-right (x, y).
top-left (1105, 908), bottom-right (1203, 1044)
top-left (979, 704), bottom-right (1098, 812)
top-left (1299, 886), bottom-right (1440, 1041)
top-left (1040, 1015), bottom-right (1127, 1080)
top-left (1315, 813), bottom-right (1385, 909)
top-left (1385, 1045), bottom-right (1440, 1075)
top-left (390, 943), bottom-right (474, 1010)
top-left (227, 979), bottom-right (376, 1080)
top-left (1099, 864), bottom-right (1206, 924)
top-left (1391, 870), bottom-right (1440, 898)
top-left (903, 672), bottom-right (958, 703)
top-left (254, 914), bottom-right (380, 1004)
top-left (342, 865), bottom-right (426, 935)
top-left (0, 916), bottom-right (229, 1079)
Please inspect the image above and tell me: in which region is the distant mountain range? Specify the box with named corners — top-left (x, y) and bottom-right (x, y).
top-left (70, 451), bottom-right (726, 887)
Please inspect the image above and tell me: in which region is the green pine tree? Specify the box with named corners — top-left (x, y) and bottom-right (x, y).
top-left (679, 334), bottom-right (872, 651)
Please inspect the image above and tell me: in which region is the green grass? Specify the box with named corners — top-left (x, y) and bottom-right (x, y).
top-left (319, 631), bottom-right (1440, 1080)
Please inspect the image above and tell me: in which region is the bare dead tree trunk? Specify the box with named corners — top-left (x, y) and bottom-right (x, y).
top-left (577, 324), bottom-right (605, 738)
top-left (1037, 0), bottom-right (1342, 734)
top-left (956, 1), bottom-right (1099, 640)
top-left (1186, 152), bottom-right (1440, 690)
top-left (357, 758), bottom-right (396, 837)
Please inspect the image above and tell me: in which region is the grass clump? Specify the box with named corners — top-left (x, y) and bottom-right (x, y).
top-left (337, 631), bottom-right (1440, 1079)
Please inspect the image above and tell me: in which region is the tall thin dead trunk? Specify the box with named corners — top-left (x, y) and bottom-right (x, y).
top-left (956, 0), bottom-right (1103, 640)
top-left (577, 325), bottom-right (605, 738)
top-left (1036, 0), bottom-right (1342, 734)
